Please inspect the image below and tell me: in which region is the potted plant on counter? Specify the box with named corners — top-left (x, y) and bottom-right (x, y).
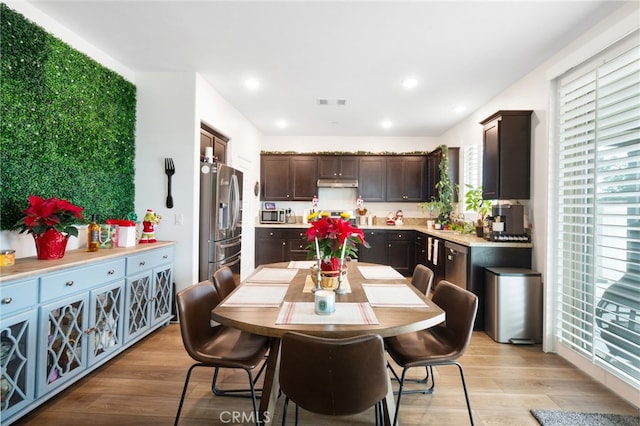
top-left (13, 195), bottom-right (86, 259)
top-left (464, 184), bottom-right (492, 236)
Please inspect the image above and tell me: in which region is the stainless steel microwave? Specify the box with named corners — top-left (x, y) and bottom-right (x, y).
top-left (260, 209), bottom-right (286, 224)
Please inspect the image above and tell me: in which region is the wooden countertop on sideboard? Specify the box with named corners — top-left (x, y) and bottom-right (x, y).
top-left (0, 241), bottom-right (175, 283)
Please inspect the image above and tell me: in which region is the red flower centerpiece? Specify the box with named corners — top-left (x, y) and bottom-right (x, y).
top-left (14, 196), bottom-right (86, 260)
top-left (305, 212), bottom-right (368, 289)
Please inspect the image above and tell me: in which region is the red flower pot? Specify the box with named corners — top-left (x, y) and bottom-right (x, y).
top-left (33, 229), bottom-right (69, 260)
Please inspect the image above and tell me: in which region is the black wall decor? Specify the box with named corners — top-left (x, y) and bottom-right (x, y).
top-left (0, 4), bottom-right (136, 229)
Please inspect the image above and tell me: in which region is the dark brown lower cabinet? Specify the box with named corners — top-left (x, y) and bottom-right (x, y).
top-left (255, 228), bottom-right (310, 266)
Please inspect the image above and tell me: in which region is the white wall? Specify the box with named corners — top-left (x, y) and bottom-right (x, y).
top-left (134, 73), bottom-right (198, 292)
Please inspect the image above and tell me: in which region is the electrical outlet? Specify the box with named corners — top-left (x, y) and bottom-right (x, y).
top-left (175, 213), bottom-right (183, 225)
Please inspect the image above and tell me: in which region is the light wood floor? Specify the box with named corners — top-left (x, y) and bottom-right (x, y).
top-left (14, 324), bottom-right (638, 425)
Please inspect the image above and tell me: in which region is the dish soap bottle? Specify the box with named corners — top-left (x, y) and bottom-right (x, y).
top-left (88, 214), bottom-right (100, 252)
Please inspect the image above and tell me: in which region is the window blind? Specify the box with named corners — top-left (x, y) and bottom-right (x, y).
top-left (462, 144), bottom-right (481, 213)
top-left (554, 31), bottom-right (640, 388)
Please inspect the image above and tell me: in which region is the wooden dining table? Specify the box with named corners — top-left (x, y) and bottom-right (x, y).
top-left (211, 261), bottom-right (446, 425)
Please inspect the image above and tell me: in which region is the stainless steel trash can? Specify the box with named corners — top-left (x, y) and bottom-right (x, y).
top-left (484, 267), bottom-right (542, 344)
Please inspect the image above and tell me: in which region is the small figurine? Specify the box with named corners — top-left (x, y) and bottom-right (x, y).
top-left (139, 209), bottom-right (162, 243)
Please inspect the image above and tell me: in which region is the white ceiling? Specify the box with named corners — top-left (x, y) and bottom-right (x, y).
top-left (27, 1), bottom-right (625, 137)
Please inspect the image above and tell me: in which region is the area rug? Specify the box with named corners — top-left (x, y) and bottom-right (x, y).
top-left (531, 409), bottom-right (640, 426)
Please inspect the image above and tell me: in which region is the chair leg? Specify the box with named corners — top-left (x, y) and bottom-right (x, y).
top-left (388, 362), bottom-right (435, 396)
top-left (175, 363), bottom-right (206, 426)
top-left (245, 369), bottom-right (260, 426)
top-left (392, 367), bottom-right (408, 426)
top-left (281, 396), bottom-right (290, 426)
top-left (212, 357), bottom-right (268, 397)
top-left (454, 361), bottom-right (474, 426)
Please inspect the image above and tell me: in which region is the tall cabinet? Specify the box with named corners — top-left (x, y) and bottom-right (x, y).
top-left (480, 110), bottom-right (532, 200)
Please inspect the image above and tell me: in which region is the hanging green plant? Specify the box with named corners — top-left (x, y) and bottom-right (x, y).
top-left (436, 145), bottom-right (454, 224)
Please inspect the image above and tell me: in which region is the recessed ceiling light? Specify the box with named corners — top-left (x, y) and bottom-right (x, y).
top-left (381, 120), bottom-right (393, 129)
top-left (402, 78), bottom-right (418, 89)
top-left (453, 105), bottom-right (467, 113)
top-left (244, 78), bottom-right (259, 90)
top-left (276, 120), bottom-right (287, 128)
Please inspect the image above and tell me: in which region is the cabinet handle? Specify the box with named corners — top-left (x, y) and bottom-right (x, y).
top-left (388, 243), bottom-right (392, 248)
top-left (447, 255), bottom-right (453, 261)
top-left (108, 269), bottom-right (115, 275)
top-left (282, 242), bottom-right (286, 246)
top-left (139, 261), bottom-right (146, 266)
top-left (1, 297), bottom-right (12, 304)
top-left (270, 232), bottom-right (274, 236)
top-left (84, 326), bottom-right (97, 334)
top-left (398, 234), bottom-right (402, 238)
top-left (163, 255), bottom-right (168, 259)
top-left (66, 280), bottom-right (74, 286)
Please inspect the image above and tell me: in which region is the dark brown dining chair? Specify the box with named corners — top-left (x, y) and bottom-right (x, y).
top-left (174, 281), bottom-right (270, 426)
top-left (385, 280), bottom-right (478, 426)
top-left (279, 332), bottom-right (389, 426)
top-left (411, 264), bottom-right (434, 296)
top-left (212, 265), bottom-right (238, 300)
top-left (401, 264), bottom-right (436, 385)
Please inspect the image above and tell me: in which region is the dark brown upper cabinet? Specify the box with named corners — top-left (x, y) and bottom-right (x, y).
top-left (260, 155), bottom-right (318, 201)
top-left (480, 110), bottom-right (532, 200)
top-left (386, 156), bottom-right (427, 202)
top-left (357, 157), bottom-right (387, 202)
top-left (318, 156), bottom-right (358, 179)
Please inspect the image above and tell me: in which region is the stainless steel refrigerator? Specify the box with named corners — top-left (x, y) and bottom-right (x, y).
top-left (199, 162), bottom-right (243, 283)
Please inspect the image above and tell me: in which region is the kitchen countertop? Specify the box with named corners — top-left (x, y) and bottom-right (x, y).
top-left (255, 223), bottom-right (532, 248)
top-left (0, 241), bottom-right (175, 283)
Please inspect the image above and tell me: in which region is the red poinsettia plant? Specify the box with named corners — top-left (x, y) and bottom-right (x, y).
top-left (14, 195), bottom-right (86, 238)
top-left (305, 211), bottom-right (368, 271)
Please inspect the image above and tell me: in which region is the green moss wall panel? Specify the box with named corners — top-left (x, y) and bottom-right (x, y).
top-left (0, 4), bottom-right (136, 229)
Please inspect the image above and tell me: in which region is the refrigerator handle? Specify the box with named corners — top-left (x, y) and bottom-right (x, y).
top-left (230, 173), bottom-right (240, 231)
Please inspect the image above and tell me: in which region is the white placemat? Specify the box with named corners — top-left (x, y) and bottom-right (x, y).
top-left (288, 260), bottom-right (316, 269)
top-left (246, 267), bottom-right (298, 283)
top-left (357, 265), bottom-right (405, 280)
top-left (220, 284), bottom-right (288, 307)
top-left (361, 283), bottom-right (429, 308)
top-left (276, 302), bottom-right (379, 325)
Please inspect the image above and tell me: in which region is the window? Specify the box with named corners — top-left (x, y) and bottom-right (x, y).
top-left (552, 31), bottom-right (639, 389)
top-left (462, 143), bottom-right (481, 213)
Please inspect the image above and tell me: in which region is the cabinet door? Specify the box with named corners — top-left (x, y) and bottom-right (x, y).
top-left (261, 156), bottom-right (292, 200)
top-left (387, 157), bottom-right (426, 202)
top-left (125, 273), bottom-right (152, 343)
top-left (358, 157), bottom-right (386, 202)
top-left (88, 281), bottom-right (125, 366)
top-left (358, 230), bottom-right (388, 264)
top-left (151, 264), bottom-right (173, 326)
top-left (318, 156), bottom-right (357, 179)
top-left (1, 310), bottom-right (37, 420)
top-left (38, 294), bottom-right (90, 397)
top-left (255, 229), bottom-right (289, 266)
top-left (290, 156), bottom-right (318, 200)
top-left (482, 120), bottom-right (500, 200)
top-left (388, 232), bottom-right (415, 276)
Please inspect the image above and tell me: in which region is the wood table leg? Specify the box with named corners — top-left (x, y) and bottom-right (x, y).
top-left (259, 338), bottom-right (281, 424)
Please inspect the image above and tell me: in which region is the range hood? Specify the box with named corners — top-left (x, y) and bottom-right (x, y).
top-left (317, 178), bottom-right (359, 188)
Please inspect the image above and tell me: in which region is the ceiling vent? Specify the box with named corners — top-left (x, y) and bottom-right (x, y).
top-left (317, 99), bottom-right (347, 106)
